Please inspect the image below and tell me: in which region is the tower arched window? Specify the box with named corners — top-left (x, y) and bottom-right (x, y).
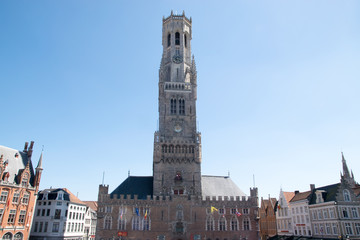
top-left (175, 32), bottom-right (180, 45)
top-left (179, 99), bottom-right (185, 115)
top-left (167, 33), bottom-right (171, 47)
top-left (243, 218), bottom-right (250, 230)
top-left (104, 215), bottom-right (112, 229)
top-left (343, 189), bottom-right (351, 202)
top-left (170, 99), bottom-right (177, 115)
top-left (132, 216), bottom-right (141, 230)
top-left (230, 217), bottom-right (239, 231)
top-left (142, 217), bottom-right (150, 231)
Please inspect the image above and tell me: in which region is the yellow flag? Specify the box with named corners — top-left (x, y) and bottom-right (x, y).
top-left (211, 206), bottom-right (218, 213)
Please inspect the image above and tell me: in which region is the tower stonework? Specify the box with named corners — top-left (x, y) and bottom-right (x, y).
top-left (153, 12), bottom-right (202, 197)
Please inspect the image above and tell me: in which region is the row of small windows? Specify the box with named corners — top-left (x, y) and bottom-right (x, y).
top-left (0, 209), bottom-right (26, 224)
top-left (162, 144), bottom-right (195, 154)
top-left (1, 232), bottom-right (23, 240)
top-left (170, 99), bottom-right (185, 115)
top-left (0, 191), bottom-right (30, 205)
top-left (167, 32), bottom-right (187, 47)
top-left (33, 221), bottom-right (84, 233)
top-left (311, 207), bottom-right (359, 220)
top-left (206, 216), bottom-right (250, 231)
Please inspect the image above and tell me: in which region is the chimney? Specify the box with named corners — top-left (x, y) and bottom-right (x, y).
top-left (310, 184), bottom-right (315, 191)
top-left (295, 190), bottom-right (299, 194)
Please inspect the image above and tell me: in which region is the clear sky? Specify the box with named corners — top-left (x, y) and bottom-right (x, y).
top-left (1, 1), bottom-right (359, 201)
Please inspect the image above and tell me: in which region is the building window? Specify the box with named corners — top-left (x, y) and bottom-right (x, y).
top-left (47, 209), bottom-right (50, 216)
top-left (314, 224), bottom-right (319, 234)
top-left (106, 206), bottom-right (112, 213)
top-left (329, 208), bottom-right (335, 218)
top-left (52, 222), bottom-right (60, 232)
top-left (343, 189), bottom-right (351, 201)
top-left (171, 99), bottom-right (177, 114)
top-left (21, 178), bottom-right (28, 187)
top-left (0, 209), bottom-right (3, 221)
top-left (332, 223), bottom-right (338, 235)
top-left (42, 209), bottom-right (45, 216)
top-left (343, 207), bottom-right (349, 218)
top-left (12, 192), bottom-right (20, 203)
top-left (118, 217), bottom-right (126, 230)
top-left (231, 217), bottom-right (238, 231)
top-left (56, 201), bottom-right (62, 205)
top-left (243, 218), bottom-right (250, 230)
top-left (13, 232), bottom-right (22, 240)
top-left (219, 217), bottom-right (226, 231)
top-left (3, 233), bottom-right (12, 240)
top-left (243, 208), bottom-right (249, 215)
top-left (44, 222), bottom-right (48, 232)
top-left (326, 223), bottom-right (331, 235)
top-left (167, 33), bottom-right (171, 47)
top-left (55, 209), bottom-right (61, 219)
top-left (39, 222), bottom-right (43, 232)
top-left (184, 34), bottom-right (187, 48)
top-left (175, 32), bottom-right (180, 45)
top-left (179, 99), bottom-right (185, 115)
top-left (8, 209), bottom-right (16, 223)
top-left (345, 222), bottom-right (353, 235)
top-left (22, 194), bottom-right (29, 205)
top-left (354, 223), bottom-right (360, 235)
top-left (318, 210), bottom-right (322, 219)
top-left (104, 215), bottom-right (112, 229)
top-left (132, 216), bottom-right (141, 230)
top-left (0, 191), bottom-right (8, 202)
top-left (143, 217), bottom-right (150, 231)
top-left (18, 210), bottom-right (26, 224)
top-left (351, 207), bottom-right (359, 218)
top-left (57, 193), bottom-right (63, 200)
top-left (206, 215), bottom-right (214, 231)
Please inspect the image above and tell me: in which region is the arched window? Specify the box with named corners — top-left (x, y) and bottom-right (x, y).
top-left (175, 32), bottom-right (180, 45)
top-left (118, 216), bottom-right (126, 230)
top-left (343, 189), bottom-right (351, 202)
top-left (167, 33), bottom-right (171, 47)
top-left (162, 145), bottom-right (167, 153)
top-left (132, 216), bottom-right (141, 230)
top-left (170, 99), bottom-right (177, 115)
top-left (179, 99), bottom-right (185, 115)
top-left (169, 145), bottom-right (174, 153)
top-left (230, 217), bottom-right (238, 231)
top-left (206, 215), bottom-right (215, 231)
top-left (184, 34), bottom-right (187, 48)
top-left (219, 217), bottom-right (227, 231)
top-left (104, 215), bottom-right (112, 229)
top-left (3, 233), bottom-right (12, 240)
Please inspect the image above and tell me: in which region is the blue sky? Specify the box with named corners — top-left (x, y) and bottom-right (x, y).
top-left (1, 1), bottom-right (359, 201)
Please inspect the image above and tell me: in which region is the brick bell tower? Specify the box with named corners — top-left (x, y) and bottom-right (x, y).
top-left (153, 11), bottom-right (202, 197)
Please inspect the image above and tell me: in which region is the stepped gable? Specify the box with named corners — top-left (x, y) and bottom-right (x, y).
top-left (290, 190), bottom-right (311, 202)
top-left (0, 145), bottom-right (35, 185)
top-left (201, 175), bottom-right (246, 197)
top-left (308, 183), bottom-right (340, 204)
top-left (110, 176), bottom-right (153, 199)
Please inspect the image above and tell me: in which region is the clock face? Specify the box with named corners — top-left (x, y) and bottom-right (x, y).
top-left (172, 55), bottom-right (183, 64)
top-left (174, 124), bottom-right (182, 133)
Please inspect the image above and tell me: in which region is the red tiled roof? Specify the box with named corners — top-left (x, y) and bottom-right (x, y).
top-left (84, 201), bottom-right (98, 211)
top-left (290, 191), bottom-right (311, 202)
top-left (283, 191), bottom-right (295, 203)
top-left (63, 188), bottom-right (85, 205)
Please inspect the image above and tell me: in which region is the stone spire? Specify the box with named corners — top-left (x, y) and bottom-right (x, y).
top-left (341, 152), bottom-right (357, 188)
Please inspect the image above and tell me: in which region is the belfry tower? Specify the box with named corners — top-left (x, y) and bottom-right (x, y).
top-left (153, 11), bottom-right (202, 197)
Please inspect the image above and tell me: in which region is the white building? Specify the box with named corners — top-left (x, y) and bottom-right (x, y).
top-left (289, 190), bottom-right (312, 237)
top-left (30, 188), bottom-right (93, 240)
top-left (83, 201), bottom-right (97, 240)
top-left (276, 190), bottom-right (295, 236)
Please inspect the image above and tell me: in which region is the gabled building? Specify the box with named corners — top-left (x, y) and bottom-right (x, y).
top-left (276, 190), bottom-right (295, 236)
top-left (84, 201), bottom-right (97, 240)
top-left (30, 188), bottom-right (91, 240)
top-left (0, 141), bottom-right (43, 240)
top-left (259, 196), bottom-right (277, 239)
top-left (96, 12), bottom-right (259, 240)
top-left (289, 190), bottom-right (312, 237)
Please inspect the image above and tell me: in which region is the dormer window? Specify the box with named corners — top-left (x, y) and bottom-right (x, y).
top-left (343, 189), bottom-right (351, 202)
top-left (175, 32), bottom-right (180, 45)
top-left (57, 193), bottom-right (63, 200)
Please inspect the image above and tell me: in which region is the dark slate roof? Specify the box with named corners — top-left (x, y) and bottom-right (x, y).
top-left (37, 188), bottom-right (86, 205)
top-left (308, 183), bottom-right (340, 205)
top-left (290, 191), bottom-right (311, 202)
top-left (0, 145), bottom-right (35, 185)
top-left (201, 175), bottom-right (246, 197)
top-left (110, 176), bottom-right (153, 200)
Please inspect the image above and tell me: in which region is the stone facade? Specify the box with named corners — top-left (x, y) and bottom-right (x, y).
top-left (96, 11), bottom-right (259, 240)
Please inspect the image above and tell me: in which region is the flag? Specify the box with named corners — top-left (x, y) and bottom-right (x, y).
top-left (277, 204), bottom-right (281, 210)
top-left (236, 211), bottom-right (242, 217)
top-left (211, 206), bottom-right (218, 213)
top-left (135, 208), bottom-right (140, 216)
top-left (144, 209), bottom-right (148, 219)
